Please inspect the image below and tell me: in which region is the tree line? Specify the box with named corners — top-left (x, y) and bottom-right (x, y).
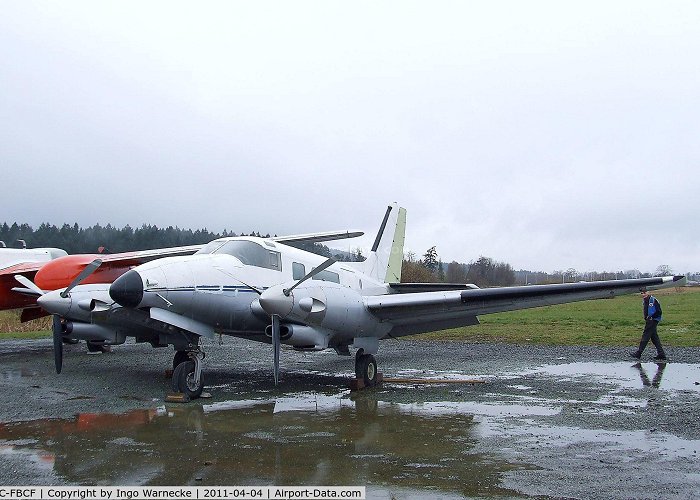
top-left (0, 222), bottom-right (361, 261)
top-left (402, 246), bottom-right (516, 287)
top-left (401, 246), bottom-right (696, 287)
top-left (2, 222), bottom-right (694, 285)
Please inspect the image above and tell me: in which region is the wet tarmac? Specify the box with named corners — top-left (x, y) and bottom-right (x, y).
top-left (0, 338), bottom-right (699, 498)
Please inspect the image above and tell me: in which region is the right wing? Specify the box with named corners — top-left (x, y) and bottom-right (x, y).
top-left (33, 245), bottom-right (204, 291)
top-left (367, 276), bottom-right (686, 338)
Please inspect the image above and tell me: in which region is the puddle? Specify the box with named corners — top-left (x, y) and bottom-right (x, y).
top-left (518, 362), bottom-right (700, 391)
top-left (0, 394), bottom-right (525, 495)
top-left (2, 368), bottom-right (38, 380)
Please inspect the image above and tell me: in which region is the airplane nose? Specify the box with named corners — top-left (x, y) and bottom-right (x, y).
top-left (109, 270), bottom-right (144, 308)
top-left (37, 290), bottom-right (71, 316)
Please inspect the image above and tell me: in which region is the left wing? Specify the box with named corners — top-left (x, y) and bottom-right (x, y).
top-left (272, 230), bottom-right (364, 244)
top-left (389, 283), bottom-right (480, 293)
top-left (366, 276), bottom-right (687, 337)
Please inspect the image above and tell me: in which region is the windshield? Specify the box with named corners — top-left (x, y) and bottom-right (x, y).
top-left (195, 240), bottom-right (227, 255)
top-left (211, 240), bottom-right (281, 271)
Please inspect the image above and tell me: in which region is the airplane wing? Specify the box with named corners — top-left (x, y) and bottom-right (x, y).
top-left (0, 261), bottom-right (46, 274)
top-left (389, 283), bottom-right (480, 293)
top-left (32, 245), bottom-right (205, 291)
top-left (367, 276), bottom-right (687, 337)
top-left (87, 245), bottom-right (204, 263)
top-left (272, 231), bottom-right (364, 244)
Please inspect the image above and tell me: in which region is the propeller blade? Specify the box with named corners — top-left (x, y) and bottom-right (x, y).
top-left (14, 275), bottom-right (45, 296)
top-left (283, 257), bottom-right (336, 296)
top-left (52, 315), bottom-right (63, 374)
top-left (61, 259), bottom-right (103, 298)
top-left (272, 314), bottom-right (280, 386)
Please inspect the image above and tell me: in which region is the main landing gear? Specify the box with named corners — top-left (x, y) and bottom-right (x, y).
top-left (355, 349), bottom-right (378, 387)
top-left (172, 348), bottom-right (205, 399)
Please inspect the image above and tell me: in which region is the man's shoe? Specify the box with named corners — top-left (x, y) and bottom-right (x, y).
top-left (629, 350), bottom-right (641, 359)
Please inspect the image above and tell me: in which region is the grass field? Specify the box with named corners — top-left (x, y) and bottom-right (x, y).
top-left (421, 287), bottom-right (700, 346)
top-left (1, 287), bottom-right (698, 346)
top-left (0, 310), bottom-right (51, 339)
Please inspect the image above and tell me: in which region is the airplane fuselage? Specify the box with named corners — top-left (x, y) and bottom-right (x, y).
top-left (40, 237), bottom-right (393, 351)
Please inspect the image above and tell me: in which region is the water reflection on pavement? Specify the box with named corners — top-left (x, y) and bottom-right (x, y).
top-left (0, 391), bottom-right (525, 497)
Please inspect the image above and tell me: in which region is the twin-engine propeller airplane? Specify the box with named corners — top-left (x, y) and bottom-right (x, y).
top-left (30, 204), bottom-right (685, 399)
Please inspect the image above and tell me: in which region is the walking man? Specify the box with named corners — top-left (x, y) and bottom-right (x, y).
top-left (630, 288), bottom-right (667, 361)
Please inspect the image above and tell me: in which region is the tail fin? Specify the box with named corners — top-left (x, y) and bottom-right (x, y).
top-left (354, 203), bottom-right (406, 283)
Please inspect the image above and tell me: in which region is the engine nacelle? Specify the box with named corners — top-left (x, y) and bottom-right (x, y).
top-left (264, 324), bottom-right (330, 350)
top-left (63, 322), bottom-right (126, 345)
top-left (260, 282), bottom-right (387, 340)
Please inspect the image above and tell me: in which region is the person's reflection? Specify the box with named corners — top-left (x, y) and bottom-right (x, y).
top-left (633, 362), bottom-right (666, 388)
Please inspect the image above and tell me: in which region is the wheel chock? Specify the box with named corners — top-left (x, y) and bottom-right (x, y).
top-left (350, 372), bottom-right (383, 391)
top-left (165, 392), bottom-right (190, 403)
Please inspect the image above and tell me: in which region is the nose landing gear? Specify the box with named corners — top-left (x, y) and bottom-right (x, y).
top-left (171, 348), bottom-right (205, 399)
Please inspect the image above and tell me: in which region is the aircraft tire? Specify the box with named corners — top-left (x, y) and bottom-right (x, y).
top-left (172, 360), bottom-right (204, 399)
top-left (356, 354), bottom-right (378, 387)
top-left (173, 350), bottom-right (189, 370)
top-left (86, 341), bottom-right (110, 353)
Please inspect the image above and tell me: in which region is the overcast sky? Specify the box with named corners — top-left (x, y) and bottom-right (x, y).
top-left (1, 1), bottom-right (698, 274)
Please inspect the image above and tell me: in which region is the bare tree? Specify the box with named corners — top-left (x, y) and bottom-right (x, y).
top-left (654, 264), bottom-right (673, 277)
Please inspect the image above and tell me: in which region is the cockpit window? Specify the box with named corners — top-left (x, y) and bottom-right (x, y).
top-left (195, 240), bottom-right (228, 255)
top-left (211, 240), bottom-right (281, 271)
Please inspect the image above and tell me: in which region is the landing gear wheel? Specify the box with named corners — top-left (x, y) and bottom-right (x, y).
top-left (355, 353), bottom-right (378, 387)
top-left (172, 360), bottom-right (204, 399)
top-left (173, 350), bottom-right (189, 370)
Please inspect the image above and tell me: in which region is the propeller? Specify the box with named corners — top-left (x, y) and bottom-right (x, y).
top-left (271, 314), bottom-right (281, 386)
top-left (15, 259), bottom-right (102, 375)
top-left (13, 275), bottom-right (46, 296)
top-left (265, 257), bottom-right (336, 386)
top-left (52, 314), bottom-right (63, 374)
top-left (13, 275), bottom-right (64, 373)
top-left (61, 258), bottom-right (102, 298)
top-left (283, 257), bottom-right (336, 296)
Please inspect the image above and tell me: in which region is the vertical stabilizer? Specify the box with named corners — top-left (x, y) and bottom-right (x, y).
top-left (355, 204), bottom-right (406, 283)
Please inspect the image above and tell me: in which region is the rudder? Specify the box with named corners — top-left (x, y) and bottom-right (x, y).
top-left (355, 203), bottom-right (406, 283)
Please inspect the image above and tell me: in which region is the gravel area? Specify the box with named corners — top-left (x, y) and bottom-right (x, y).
top-left (1, 337), bottom-right (699, 498)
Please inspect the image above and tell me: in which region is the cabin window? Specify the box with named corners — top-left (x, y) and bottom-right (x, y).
top-left (312, 270), bottom-right (340, 284)
top-left (292, 262), bottom-right (306, 280)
